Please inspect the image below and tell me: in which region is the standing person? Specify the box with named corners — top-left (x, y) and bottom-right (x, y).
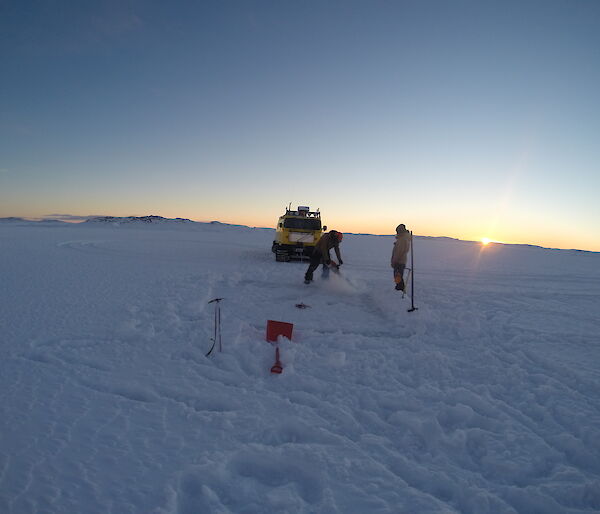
top-left (391, 224), bottom-right (411, 291)
top-left (304, 230), bottom-right (344, 284)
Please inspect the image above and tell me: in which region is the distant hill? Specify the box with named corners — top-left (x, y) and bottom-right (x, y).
top-left (86, 215), bottom-right (194, 224)
top-left (0, 217), bottom-right (27, 223)
top-left (0, 217), bottom-right (66, 225)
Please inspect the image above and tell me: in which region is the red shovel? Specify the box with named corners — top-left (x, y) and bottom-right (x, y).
top-left (270, 347), bottom-right (283, 374)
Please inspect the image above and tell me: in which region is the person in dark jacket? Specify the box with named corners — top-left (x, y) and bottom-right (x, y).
top-left (304, 230), bottom-right (344, 284)
top-left (391, 224), bottom-right (411, 291)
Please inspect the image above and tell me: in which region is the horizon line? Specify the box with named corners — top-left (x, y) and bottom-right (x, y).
top-left (1, 214), bottom-right (598, 254)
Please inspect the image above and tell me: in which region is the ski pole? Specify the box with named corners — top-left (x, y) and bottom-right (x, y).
top-left (407, 232), bottom-right (418, 313)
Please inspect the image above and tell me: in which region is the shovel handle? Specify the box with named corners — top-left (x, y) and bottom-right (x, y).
top-left (270, 347), bottom-right (283, 374)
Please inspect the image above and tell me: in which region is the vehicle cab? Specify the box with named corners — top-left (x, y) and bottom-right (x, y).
top-left (272, 206), bottom-right (327, 261)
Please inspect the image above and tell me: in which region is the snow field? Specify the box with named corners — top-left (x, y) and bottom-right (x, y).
top-left (1, 221), bottom-right (599, 513)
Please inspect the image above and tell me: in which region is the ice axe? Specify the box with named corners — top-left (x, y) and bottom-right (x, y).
top-left (205, 298), bottom-right (223, 356)
top-left (270, 347), bottom-right (283, 374)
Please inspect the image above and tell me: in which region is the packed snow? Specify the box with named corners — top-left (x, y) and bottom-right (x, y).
top-left (1, 218), bottom-right (599, 513)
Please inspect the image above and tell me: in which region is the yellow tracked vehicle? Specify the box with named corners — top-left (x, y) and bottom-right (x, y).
top-left (271, 205), bottom-right (327, 261)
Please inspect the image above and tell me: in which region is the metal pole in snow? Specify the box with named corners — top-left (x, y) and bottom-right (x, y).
top-left (408, 232), bottom-right (418, 313)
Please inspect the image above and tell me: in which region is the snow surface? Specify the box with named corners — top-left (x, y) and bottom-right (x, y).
top-left (1, 220), bottom-right (599, 514)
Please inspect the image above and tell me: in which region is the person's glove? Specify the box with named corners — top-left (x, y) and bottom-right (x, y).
top-left (338, 259), bottom-right (343, 266)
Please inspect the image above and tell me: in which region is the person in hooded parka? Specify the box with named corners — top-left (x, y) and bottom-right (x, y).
top-left (391, 224), bottom-right (411, 291)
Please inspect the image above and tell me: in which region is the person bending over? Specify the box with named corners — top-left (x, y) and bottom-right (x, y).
top-left (304, 230), bottom-right (344, 284)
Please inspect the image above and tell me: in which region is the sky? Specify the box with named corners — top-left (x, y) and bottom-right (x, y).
top-left (1, 0), bottom-right (599, 251)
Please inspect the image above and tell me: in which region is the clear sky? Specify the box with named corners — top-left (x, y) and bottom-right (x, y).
top-left (1, 0), bottom-right (599, 251)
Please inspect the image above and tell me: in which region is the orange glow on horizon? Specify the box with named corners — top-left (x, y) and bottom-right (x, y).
top-left (196, 215), bottom-right (598, 251)
top-left (3, 206), bottom-right (598, 252)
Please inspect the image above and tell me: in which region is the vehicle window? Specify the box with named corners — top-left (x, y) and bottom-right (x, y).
top-left (284, 218), bottom-right (321, 230)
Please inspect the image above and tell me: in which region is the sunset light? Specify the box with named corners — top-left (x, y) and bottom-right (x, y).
top-left (1, 1), bottom-right (599, 253)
